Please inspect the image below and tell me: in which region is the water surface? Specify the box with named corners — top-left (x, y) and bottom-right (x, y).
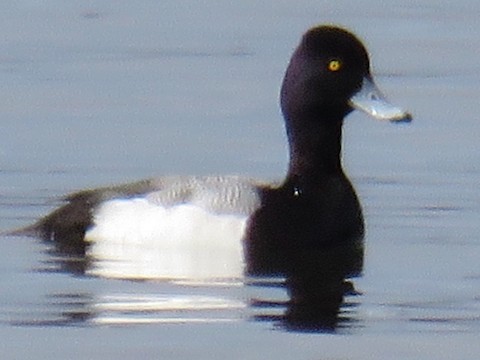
top-left (1, 1), bottom-right (480, 359)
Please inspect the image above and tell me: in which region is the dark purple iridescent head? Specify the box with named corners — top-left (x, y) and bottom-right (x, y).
top-left (281, 26), bottom-right (369, 121)
top-left (280, 25), bottom-right (410, 124)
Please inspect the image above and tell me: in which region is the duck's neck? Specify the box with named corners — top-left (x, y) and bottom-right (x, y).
top-left (285, 112), bottom-right (344, 186)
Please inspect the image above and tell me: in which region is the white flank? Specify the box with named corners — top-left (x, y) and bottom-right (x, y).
top-left (85, 198), bottom-right (248, 281)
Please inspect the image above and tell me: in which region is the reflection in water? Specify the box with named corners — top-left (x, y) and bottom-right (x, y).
top-left (283, 241), bottom-right (363, 332)
top-left (27, 236), bottom-right (364, 333)
top-left (248, 238), bottom-right (363, 332)
top-left (8, 278), bottom-right (361, 332)
top-left (250, 293), bottom-right (361, 333)
top-left (9, 292), bottom-right (245, 327)
top-left (9, 293), bottom-right (96, 327)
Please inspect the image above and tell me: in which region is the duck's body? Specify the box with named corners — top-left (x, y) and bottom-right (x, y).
top-left (17, 26), bottom-right (411, 281)
top-left (29, 173), bottom-right (362, 280)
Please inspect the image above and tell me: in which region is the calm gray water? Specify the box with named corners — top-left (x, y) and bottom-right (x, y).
top-left (1, 1), bottom-right (480, 359)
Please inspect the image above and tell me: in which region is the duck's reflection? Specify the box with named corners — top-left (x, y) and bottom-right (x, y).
top-left (249, 239), bottom-right (363, 332)
top-left (11, 291), bottom-right (246, 327)
top-left (250, 283), bottom-right (360, 333)
top-left (32, 235), bottom-right (363, 332)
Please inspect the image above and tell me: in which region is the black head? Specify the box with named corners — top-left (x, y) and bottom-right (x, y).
top-left (281, 25), bottom-right (412, 128)
top-left (281, 26), bottom-right (371, 120)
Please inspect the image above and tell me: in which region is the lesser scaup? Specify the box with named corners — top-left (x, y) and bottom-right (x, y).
top-left (15, 25), bottom-right (411, 280)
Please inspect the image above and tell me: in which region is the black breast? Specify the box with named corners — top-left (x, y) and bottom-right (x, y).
top-left (244, 175), bottom-right (364, 279)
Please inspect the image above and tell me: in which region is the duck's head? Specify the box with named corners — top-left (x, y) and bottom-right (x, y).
top-left (280, 25), bottom-right (411, 123)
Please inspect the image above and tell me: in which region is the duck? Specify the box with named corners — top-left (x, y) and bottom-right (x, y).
top-left (15, 25), bottom-right (411, 281)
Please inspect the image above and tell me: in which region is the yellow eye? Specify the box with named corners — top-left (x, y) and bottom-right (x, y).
top-left (328, 59), bottom-right (342, 72)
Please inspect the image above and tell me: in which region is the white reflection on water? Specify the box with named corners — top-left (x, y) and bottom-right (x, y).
top-left (91, 293), bottom-right (246, 326)
top-left (5, 291), bottom-right (245, 327)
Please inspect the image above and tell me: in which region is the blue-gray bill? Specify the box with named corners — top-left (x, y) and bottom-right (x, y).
top-left (349, 76), bottom-right (412, 123)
